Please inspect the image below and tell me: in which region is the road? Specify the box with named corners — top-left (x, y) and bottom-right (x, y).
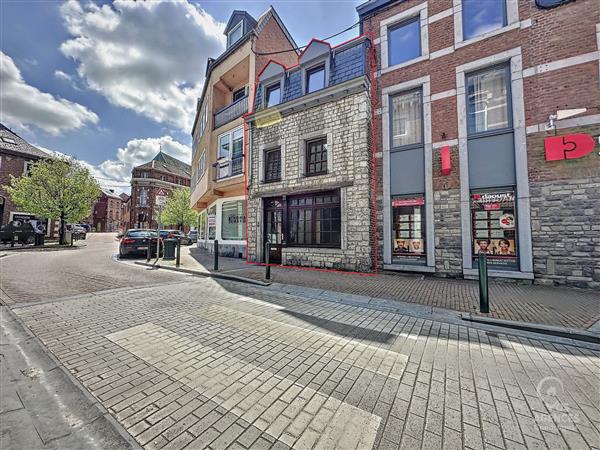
top-left (1, 234), bottom-right (599, 449)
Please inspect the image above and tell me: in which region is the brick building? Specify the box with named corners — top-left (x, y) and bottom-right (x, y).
top-left (357, 0), bottom-right (600, 287)
top-left (92, 189), bottom-right (123, 232)
top-left (0, 123), bottom-right (58, 237)
top-left (246, 37), bottom-right (375, 270)
top-left (120, 193), bottom-right (130, 232)
top-left (190, 7), bottom-right (297, 258)
top-left (130, 151), bottom-right (191, 230)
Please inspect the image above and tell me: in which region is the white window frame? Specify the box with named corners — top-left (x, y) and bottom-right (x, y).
top-left (380, 2), bottom-right (429, 74)
top-left (227, 21), bottom-right (243, 48)
top-left (198, 151), bottom-right (206, 178)
top-left (23, 160), bottom-right (32, 175)
top-left (454, 0), bottom-right (519, 48)
top-left (216, 127), bottom-right (244, 180)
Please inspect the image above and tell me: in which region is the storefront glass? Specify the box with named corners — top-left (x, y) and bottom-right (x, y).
top-left (391, 196), bottom-right (426, 265)
top-left (198, 211), bottom-right (206, 240)
top-left (471, 189), bottom-right (518, 269)
top-left (207, 205), bottom-right (216, 240)
top-left (222, 200), bottom-right (246, 240)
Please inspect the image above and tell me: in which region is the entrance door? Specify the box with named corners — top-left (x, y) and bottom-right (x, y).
top-left (264, 198), bottom-right (283, 263)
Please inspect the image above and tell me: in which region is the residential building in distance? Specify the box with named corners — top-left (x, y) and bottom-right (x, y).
top-left (246, 37), bottom-right (375, 270)
top-left (130, 151), bottom-right (191, 230)
top-left (190, 7), bottom-right (298, 258)
top-left (358, 0), bottom-right (600, 287)
top-left (0, 123), bottom-right (58, 237)
top-left (120, 193), bottom-right (131, 232)
top-left (92, 189), bottom-right (123, 232)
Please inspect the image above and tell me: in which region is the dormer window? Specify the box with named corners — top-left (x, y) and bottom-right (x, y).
top-left (266, 83), bottom-right (281, 107)
top-left (306, 65), bottom-right (326, 94)
top-left (228, 21), bottom-right (243, 48)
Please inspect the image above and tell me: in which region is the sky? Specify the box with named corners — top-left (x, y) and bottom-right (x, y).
top-left (0, 0), bottom-right (363, 193)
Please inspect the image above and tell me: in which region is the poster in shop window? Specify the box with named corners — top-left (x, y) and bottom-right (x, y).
top-left (471, 191), bottom-right (518, 269)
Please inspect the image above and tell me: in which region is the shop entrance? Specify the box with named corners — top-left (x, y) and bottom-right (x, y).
top-left (263, 197), bottom-right (283, 264)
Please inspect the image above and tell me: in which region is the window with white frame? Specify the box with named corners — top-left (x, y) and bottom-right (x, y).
top-left (466, 64), bottom-right (511, 135)
top-left (462, 0), bottom-right (507, 41)
top-left (227, 22), bottom-right (243, 48)
top-left (217, 128), bottom-right (243, 179)
top-left (391, 90), bottom-right (423, 148)
top-left (198, 151), bottom-right (206, 178)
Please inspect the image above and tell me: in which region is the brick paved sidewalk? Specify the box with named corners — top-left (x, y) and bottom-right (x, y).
top-left (163, 247), bottom-right (600, 331)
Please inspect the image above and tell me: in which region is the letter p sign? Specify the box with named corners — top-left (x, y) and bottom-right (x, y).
top-left (544, 134), bottom-right (595, 161)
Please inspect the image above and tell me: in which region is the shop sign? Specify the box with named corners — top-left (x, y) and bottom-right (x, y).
top-left (544, 134), bottom-right (595, 161)
top-left (155, 195), bottom-right (167, 207)
top-left (227, 215), bottom-right (245, 224)
top-left (471, 192), bottom-right (514, 211)
top-left (392, 197), bottom-right (425, 207)
top-left (207, 215), bottom-right (216, 227)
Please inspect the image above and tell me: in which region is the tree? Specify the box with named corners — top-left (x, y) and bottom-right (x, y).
top-left (160, 188), bottom-right (196, 230)
top-left (3, 156), bottom-right (101, 244)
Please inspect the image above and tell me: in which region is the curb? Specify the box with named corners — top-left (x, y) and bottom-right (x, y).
top-left (0, 244), bottom-right (86, 252)
top-left (461, 314), bottom-right (600, 344)
top-left (133, 261), bottom-right (271, 287)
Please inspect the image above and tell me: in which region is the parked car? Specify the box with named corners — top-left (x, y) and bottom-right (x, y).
top-left (159, 229), bottom-right (192, 245)
top-left (188, 230), bottom-right (198, 243)
top-left (0, 221), bottom-right (35, 245)
top-left (119, 229), bottom-right (160, 258)
top-left (66, 224), bottom-right (87, 240)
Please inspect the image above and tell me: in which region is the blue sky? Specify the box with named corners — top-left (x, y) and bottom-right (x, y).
top-left (1, 0), bottom-right (362, 192)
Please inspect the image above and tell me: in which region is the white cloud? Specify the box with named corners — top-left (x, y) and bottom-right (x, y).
top-left (59, 0), bottom-right (225, 132)
top-left (0, 52), bottom-right (99, 135)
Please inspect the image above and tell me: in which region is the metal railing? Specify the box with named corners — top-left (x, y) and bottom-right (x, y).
top-left (212, 155), bottom-right (243, 181)
top-left (213, 96), bottom-right (248, 129)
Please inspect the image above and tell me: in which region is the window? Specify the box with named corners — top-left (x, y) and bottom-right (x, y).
top-left (140, 172), bottom-right (148, 178)
top-left (228, 22), bottom-right (243, 48)
top-left (391, 196), bottom-right (426, 265)
top-left (160, 175), bottom-right (167, 181)
top-left (391, 90), bottom-right (422, 148)
top-left (139, 190), bottom-right (148, 206)
top-left (462, 0), bottom-right (507, 41)
top-left (466, 65), bottom-right (511, 135)
top-left (266, 84), bottom-right (281, 107)
top-left (1, 136), bottom-right (16, 144)
top-left (288, 191), bottom-right (340, 247)
top-left (217, 128), bottom-right (243, 179)
top-left (23, 161), bottom-right (33, 175)
top-left (388, 18), bottom-right (421, 67)
top-left (471, 189), bottom-right (518, 269)
top-left (222, 200), bottom-right (246, 240)
top-left (198, 151), bottom-right (206, 178)
top-left (207, 205), bottom-right (216, 240)
top-left (233, 87), bottom-right (246, 103)
top-left (198, 211), bottom-right (206, 240)
top-left (305, 138), bottom-right (327, 176)
top-left (218, 134), bottom-right (230, 159)
top-left (306, 65), bottom-right (325, 93)
top-left (264, 148), bottom-right (281, 183)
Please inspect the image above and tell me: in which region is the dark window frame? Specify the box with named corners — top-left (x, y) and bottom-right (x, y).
top-left (306, 64), bottom-right (326, 94)
top-left (305, 137), bottom-right (328, 177)
top-left (265, 83), bottom-right (281, 107)
top-left (232, 87), bottom-right (246, 103)
top-left (462, 0), bottom-right (507, 41)
top-left (264, 147), bottom-right (281, 183)
top-left (387, 16), bottom-right (422, 67)
top-left (287, 190), bottom-right (341, 248)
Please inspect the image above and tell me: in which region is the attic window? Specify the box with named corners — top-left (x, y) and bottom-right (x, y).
top-left (228, 21), bottom-right (243, 47)
top-left (1, 136), bottom-right (17, 145)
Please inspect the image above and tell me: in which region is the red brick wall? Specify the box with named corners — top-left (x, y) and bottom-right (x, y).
top-left (254, 13), bottom-right (298, 81)
top-left (0, 151), bottom-right (29, 225)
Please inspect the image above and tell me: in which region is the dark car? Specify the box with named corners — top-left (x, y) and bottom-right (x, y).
top-left (119, 229), bottom-right (160, 258)
top-left (0, 222), bottom-right (35, 245)
top-left (188, 230), bottom-right (198, 243)
top-left (159, 229), bottom-right (192, 245)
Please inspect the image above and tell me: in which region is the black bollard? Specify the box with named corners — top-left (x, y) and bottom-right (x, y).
top-left (146, 236), bottom-right (152, 262)
top-left (213, 239), bottom-right (219, 271)
top-left (176, 238), bottom-right (181, 267)
top-left (478, 251), bottom-right (489, 313)
top-left (265, 241), bottom-right (271, 280)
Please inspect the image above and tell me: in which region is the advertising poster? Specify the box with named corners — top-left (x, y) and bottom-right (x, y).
top-left (391, 196), bottom-right (426, 265)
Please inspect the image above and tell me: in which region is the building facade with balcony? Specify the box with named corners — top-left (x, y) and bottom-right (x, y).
top-left (245, 36), bottom-right (376, 271)
top-left (359, 0), bottom-right (600, 287)
top-left (130, 151), bottom-right (191, 230)
top-left (190, 7), bottom-right (298, 257)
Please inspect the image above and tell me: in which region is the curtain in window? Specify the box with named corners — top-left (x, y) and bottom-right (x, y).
top-left (467, 66), bottom-right (509, 134)
top-left (391, 90), bottom-right (422, 148)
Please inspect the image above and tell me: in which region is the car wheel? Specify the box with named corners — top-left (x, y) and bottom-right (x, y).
top-left (25, 235), bottom-right (35, 245)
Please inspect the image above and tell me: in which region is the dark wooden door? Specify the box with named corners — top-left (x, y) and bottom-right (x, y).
top-left (264, 198), bottom-right (283, 263)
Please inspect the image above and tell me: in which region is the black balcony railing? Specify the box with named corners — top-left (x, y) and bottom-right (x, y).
top-left (213, 155), bottom-right (243, 181)
top-left (214, 96), bottom-right (248, 129)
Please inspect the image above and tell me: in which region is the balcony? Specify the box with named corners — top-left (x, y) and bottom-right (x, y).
top-left (213, 155), bottom-right (243, 182)
top-left (214, 96), bottom-right (248, 129)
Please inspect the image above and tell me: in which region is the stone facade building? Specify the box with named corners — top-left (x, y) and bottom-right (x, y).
top-left (92, 189), bottom-right (123, 232)
top-left (129, 151), bottom-right (191, 230)
top-left (358, 0), bottom-right (600, 287)
top-left (246, 37), bottom-right (375, 271)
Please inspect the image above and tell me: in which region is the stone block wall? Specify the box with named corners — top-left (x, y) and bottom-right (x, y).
top-left (247, 89), bottom-right (374, 271)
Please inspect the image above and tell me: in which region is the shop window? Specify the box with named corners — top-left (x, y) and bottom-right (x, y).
top-left (198, 211), bottom-right (206, 240)
top-left (466, 65), bottom-right (511, 135)
top-left (222, 200), bottom-right (246, 240)
top-left (391, 89), bottom-right (423, 148)
top-left (264, 147), bottom-right (281, 183)
top-left (471, 189), bottom-right (518, 269)
top-left (288, 190), bottom-right (340, 247)
top-left (391, 196), bottom-right (426, 265)
top-left (388, 17), bottom-right (421, 67)
top-left (305, 138), bottom-right (327, 176)
top-left (207, 205), bottom-right (216, 240)
top-left (306, 65), bottom-right (325, 94)
top-left (462, 0), bottom-right (507, 41)
top-left (266, 83), bottom-right (281, 107)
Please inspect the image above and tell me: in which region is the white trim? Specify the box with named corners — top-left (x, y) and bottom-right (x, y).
top-left (454, 0), bottom-right (520, 47)
top-left (526, 114), bottom-right (600, 134)
top-left (432, 139), bottom-right (458, 149)
top-left (380, 2), bottom-right (428, 71)
top-left (428, 7), bottom-right (453, 24)
top-left (227, 21), bottom-right (243, 48)
top-left (523, 51), bottom-right (600, 78)
top-left (431, 89), bottom-right (456, 102)
top-left (381, 75), bottom-right (435, 269)
top-left (597, 24), bottom-right (600, 89)
top-left (429, 46), bottom-right (454, 60)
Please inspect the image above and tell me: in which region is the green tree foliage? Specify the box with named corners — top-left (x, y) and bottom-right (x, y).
top-left (160, 188), bottom-right (196, 230)
top-left (3, 156), bottom-right (101, 244)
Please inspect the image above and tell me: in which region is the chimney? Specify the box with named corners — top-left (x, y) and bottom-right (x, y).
top-left (109, 189), bottom-right (115, 193)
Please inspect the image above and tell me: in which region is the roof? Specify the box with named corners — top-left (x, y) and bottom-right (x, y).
top-left (119, 193), bottom-right (130, 202)
top-left (224, 10), bottom-right (257, 35)
top-left (101, 189), bottom-right (123, 200)
top-left (135, 151), bottom-right (191, 179)
top-left (0, 123), bottom-right (48, 159)
top-left (356, 0), bottom-right (402, 18)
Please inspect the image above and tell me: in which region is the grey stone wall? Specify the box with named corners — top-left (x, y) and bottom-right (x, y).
top-left (530, 177), bottom-right (600, 289)
top-left (433, 189), bottom-right (463, 276)
top-left (247, 90), bottom-right (373, 271)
